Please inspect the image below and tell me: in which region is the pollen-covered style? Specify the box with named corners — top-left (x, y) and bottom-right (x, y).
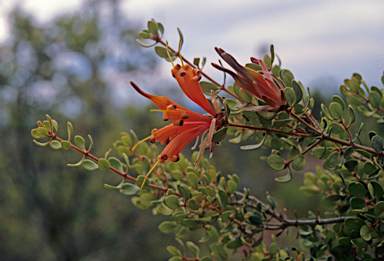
top-left (212, 47), bottom-right (286, 112)
top-left (130, 63), bottom-right (225, 179)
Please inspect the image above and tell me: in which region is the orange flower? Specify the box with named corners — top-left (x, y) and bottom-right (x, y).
top-left (130, 64), bottom-right (225, 167)
top-left (212, 47), bottom-right (286, 112)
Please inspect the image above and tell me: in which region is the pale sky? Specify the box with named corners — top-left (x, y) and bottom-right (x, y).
top-left (1, 0), bottom-right (383, 94)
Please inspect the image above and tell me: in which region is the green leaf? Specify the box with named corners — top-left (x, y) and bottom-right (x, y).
top-left (291, 80), bottom-right (303, 104)
top-left (267, 154), bottom-right (285, 171)
top-left (147, 20), bottom-right (159, 35)
top-left (139, 31), bottom-right (150, 39)
top-left (186, 173), bottom-right (199, 188)
top-left (49, 140), bottom-right (62, 149)
top-left (61, 140), bottom-right (71, 150)
top-left (321, 104), bottom-right (333, 120)
top-left (66, 122), bottom-right (73, 139)
top-left (363, 161), bottom-right (378, 175)
top-left (292, 155), bottom-right (305, 171)
top-left (81, 159), bottom-right (99, 170)
top-left (177, 184), bottom-right (191, 201)
top-left (284, 87), bottom-right (296, 107)
top-left (227, 180), bottom-right (237, 194)
top-left (212, 127), bottom-right (227, 143)
top-left (346, 95), bottom-right (365, 107)
top-left (348, 105), bottom-right (356, 125)
top-left (275, 170), bottom-right (292, 183)
top-left (332, 95), bottom-right (346, 111)
top-left (136, 39), bottom-right (156, 48)
top-left (36, 127), bottom-right (49, 138)
top-left (280, 69), bottom-right (294, 87)
top-left (177, 27), bottom-right (183, 49)
top-left (98, 158), bottom-right (110, 171)
top-left (329, 102), bottom-right (343, 120)
top-left (74, 135), bottom-right (85, 150)
top-left (369, 91), bottom-right (381, 109)
top-left (164, 195), bottom-right (180, 210)
top-left (240, 133), bottom-right (267, 150)
top-left (348, 182), bottom-right (366, 198)
top-left (120, 183), bottom-right (140, 195)
top-left (374, 201), bottom-right (384, 216)
top-left (200, 81), bottom-right (219, 95)
top-left (350, 197), bottom-right (365, 209)
top-left (239, 88), bottom-right (252, 103)
top-left (33, 140), bottom-right (50, 147)
top-left (218, 189), bottom-right (228, 208)
top-left (325, 151), bottom-right (340, 169)
top-left (109, 157), bottom-right (123, 172)
top-left (167, 246), bottom-right (182, 257)
top-left (186, 241), bottom-right (200, 258)
top-left (104, 184), bottom-right (120, 190)
top-left (158, 221), bottom-right (178, 233)
top-left (226, 239), bottom-right (243, 249)
top-left (371, 135), bottom-right (383, 152)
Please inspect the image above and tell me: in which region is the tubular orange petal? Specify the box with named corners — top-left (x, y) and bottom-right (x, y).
top-left (131, 81), bottom-right (212, 123)
top-left (172, 64), bottom-right (216, 116)
top-left (158, 123), bottom-right (210, 162)
top-left (151, 121), bottom-right (211, 145)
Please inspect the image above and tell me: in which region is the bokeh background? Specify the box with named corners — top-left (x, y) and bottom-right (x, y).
top-left (0, 0), bottom-right (383, 260)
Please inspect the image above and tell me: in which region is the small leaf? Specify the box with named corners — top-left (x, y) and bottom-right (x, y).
top-left (371, 135), bottom-right (383, 152)
top-left (200, 81), bottom-right (219, 95)
top-left (33, 140), bottom-right (50, 146)
top-left (212, 127), bottom-right (227, 143)
top-left (325, 151), bottom-right (340, 169)
top-left (186, 241), bottom-right (200, 258)
top-left (275, 170), bottom-right (292, 183)
top-left (348, 105), bottom-right (356, 125)
top-left (167, 246), bottom-right (182, 257)
top-left (348, 182), bottom-right (366, 198)
top-left (360, 225), bottom-right (371, 241)
top-left (81, 159), bottom-right (99, 170)
top-left (369, 91), bottom-right (381, 109)
top-left (332, 95), bottom-right (346, 111)
top-left (104, 184), bottom-right (120, 190)
top-left (136, 39), bottom-right (156, 48)
top-left (36, 127), bottom-right (49, 138)
top-left (284, 87), bottom-right (296, 107)
top-left (321, 104), bottom-right (333, 120)
top-left (177, 27), bottom-right (184, 49)
top-left (164, 195), bottom-right (180, 210)
top-left (227, 180), bottom-right (237, 194)
top-left (240, 133), bottom-right (267, 150)
top-left (139, 31), bottom-right (150, 39)
top-left (147, 20), bottom-right (159, 35)
top-left (186, 173), bottom-right (199, 188)
top-left (177, 184), bottom-right (191, 201)
top-left (98, 158), bottom-right (110, 171)
top-left (49, 140), bottom-right (62, 149)
top-left (374, 201), bottom-right (384, 216)
top-left (193, 57), bottom-right (200, 67)
top-left (329, 102), bottom-right (343, 120)
top-left (75, 135), bottom-right (85, 150)
top-left (267, 154), bottom-right (285, 171)
top-left (61, 141), bottom-right (71, 150)
top-left (67, 122), bottom-right (73, 140)
top-left (109, 157), bottom-right (123, 172)
top-left (280, 69), bottom-right (294, 87)
top-left (158, 221), bottom-right (178, 233)
top-left (120, 183), bottom-right (140, 195)
top-left (218, 189), bottom-right (228, 208)
top-left (292, 155), bottom-right (305, 171)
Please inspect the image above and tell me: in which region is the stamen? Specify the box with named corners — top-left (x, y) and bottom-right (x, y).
top-left (131, 136), bottom-right (151, 151)
top-left (191, 135), bottom-right (200, 150)
top-left (166, 41), bottom-right (175, 68)
top-left (140, 160), bottom-right (160, 190)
